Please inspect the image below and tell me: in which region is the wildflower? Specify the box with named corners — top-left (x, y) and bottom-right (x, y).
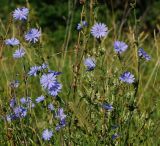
top-left (48, 103), bottom-right (54, 111)
top-left (28, 66), bottom-right (40, 76)
top-left (6, 114), bottom-right (17, 121)
top-left (55, 108), bottom-right (66, 121)
top-left (77, 21), bottom-right (88, 31)
top-left (20, 97), bottom-right (34, 109)
top-left (138, 48), bottom-right (151, 61)
top-left (40, 63), bottom-right (49, 70)
top-left (13, 7), bottom-right (29, 20)
top-left (10, 98), bottom-right (16, 108)
top-left (55, 119), bottom-right (66, 131)
top-left (20, 97), bottom-right (27, 104)
top-left (42, 129), bottom-right (53, 141)
top-left (91, 23), bottom-right (108, 38)
top-left (60, 119), bottom-right (66, 127)
top-left (20, 97), bottom-right (31, 104)
top-left (35, 95), bottom-right (45, 103)
top-left (5, 38), bottom-right (20, 46)
top-left (13, 106), bottom-right (27, 118)
top-left (25, 28), bottom-right (41, 43)
top-left (55, 108), bottom-right (66, 131)
top-left (77, 24), bottom-right (83, 31)
top-left (10, 80), bottom-right (19, 88)
top-left (82, 21), bottom-right (88, 27)
top-left (13, 48), bottom-right (25, 59)
top-left (48, 81), bottom-right (62, 96)
top-left (119, 71), bottom-right (135, 84)
top-left (55, 124), bottom-right (61, 131)
top-left (112, 133), bottom-right (120, 140)
top-left (102, 103), bottom-right (113, 111)
top-left (114, 41), bottom-right (128, 54)
top-left (84, 57), bottom-right (96, 71)
top-left (40, 72), bottom-right (62, 96)
top-left (40, 73), bottom-right (57, 89)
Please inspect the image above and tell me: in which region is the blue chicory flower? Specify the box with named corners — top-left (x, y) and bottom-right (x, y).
top-left (48, 81), bottom-right (62, 96)
top-left (48, 103), bottom-right (54, 111)
top-left (91, 23), bottom-right (108, 38)
top-left (20, 97), bottom-right (27, 104)
top-left (77, 20), bottom-right (88, 31)
top-left (119, 71), bottom-right (135, 84)
top-left (55, 124), bottom-right (61, 131)
top-left (13, 48), bottom-right (25, 59)
top-left (5, 38), bottom-right (20, 46)
top-left (138, 48), bottom-right (151, 61)
top-left (42, 129), bottom-right (53, 141)
top-left (13, 106), bottom-right (27, 118)
top-left (25, 28), bottom-right (41, 43)
top-left (40, 73), bottom-right (62, 96)
top-left (55, 119), bottom-right (66, 131)
top-left (102, 103), bottom-right (113, 111)
top-left (55, 108), bottom-right (66, 121)
top-left (40, 73), bottom-right (57, 89)
top-left (114, 41), bottom-right (128, 54)
top-left (55, 108), bottom-right (66, 131)
top-left (20, 97), bottom-right (32, 108)
top-left (13, 7), bottom-right (29, 20)
top-left (35, 95), bottom-right (45, 103)
top-left (28, 66), bottom-right (40, 77)
top-left (84, 57), bottom-right (96, 71)
top-left (40, 63), bottom-right (49, 70)
top-left (10, 98), bottom-right (16, 108)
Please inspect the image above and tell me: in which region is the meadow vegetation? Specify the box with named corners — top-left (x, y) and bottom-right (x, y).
top-left (0, 0), bottom-right (160, 145)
